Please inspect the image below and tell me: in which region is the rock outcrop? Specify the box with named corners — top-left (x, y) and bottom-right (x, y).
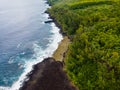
top-left (20, 57), bottom-right (77, 90)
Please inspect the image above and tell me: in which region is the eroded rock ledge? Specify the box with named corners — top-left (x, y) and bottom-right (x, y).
top-left (20, 57), bottom-right (77, 90)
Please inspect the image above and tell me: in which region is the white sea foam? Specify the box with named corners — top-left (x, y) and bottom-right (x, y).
top-left (17, 43), bottom-right (22, 49)
top-left (0, 0), bottom-right (63, 89)
top-left (0, 22), bottom-right (63, 90)
top-left (8, 56), bottom-right (15, 64)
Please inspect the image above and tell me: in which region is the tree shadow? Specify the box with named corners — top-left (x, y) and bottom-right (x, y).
top-left (70, 1), bottom-right (114, 10)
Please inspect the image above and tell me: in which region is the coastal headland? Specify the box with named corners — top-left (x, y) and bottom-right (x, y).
top-left (20, 0), bottom-right (120, 90)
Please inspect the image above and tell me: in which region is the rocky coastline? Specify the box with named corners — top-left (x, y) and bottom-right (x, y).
top-left (20, 58), bottom-right (77, 90)
top-left (19, 1), bottom-right (77, 90)
top-left (44, 11), bottom-right (67, 37)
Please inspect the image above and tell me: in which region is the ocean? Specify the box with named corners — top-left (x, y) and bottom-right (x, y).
top-left (0, 0), bottom-right (63, 90)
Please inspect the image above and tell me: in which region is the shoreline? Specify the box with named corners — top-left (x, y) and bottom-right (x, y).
top-left (19, 0), bottom-right (77, 90)
top-left (20, 58), bottom-right (77, 90)
top-left (53, 36), bottom-right (70, 62)
top-left (20, 19), bottom-right (76, 90)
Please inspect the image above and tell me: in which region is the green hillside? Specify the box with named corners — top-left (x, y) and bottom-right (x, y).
top-left (48, 0), bottom-right (120, 89)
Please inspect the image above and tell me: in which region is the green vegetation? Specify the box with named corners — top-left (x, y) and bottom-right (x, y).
top-left (48, 0), bottom-right (120, 89)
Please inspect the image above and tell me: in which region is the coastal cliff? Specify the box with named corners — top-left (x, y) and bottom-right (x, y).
top-left (20, 0), bottom-right (120, 90)
top-left (45, 0), bottom-right (120, 90)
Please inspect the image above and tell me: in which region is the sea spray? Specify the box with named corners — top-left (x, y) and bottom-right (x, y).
top-left (0, 22), bottom-right (63, 90)
top-left (0, 0), bottom-right (63, 89)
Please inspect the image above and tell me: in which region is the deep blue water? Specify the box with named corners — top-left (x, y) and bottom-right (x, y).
top-left (0, 0), bottom-right (62, 89)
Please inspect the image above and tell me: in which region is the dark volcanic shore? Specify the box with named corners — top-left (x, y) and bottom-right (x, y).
top-left (20, 1), bottom-right (77, 90)
top-left (20, 58), bottom-right (77, 90)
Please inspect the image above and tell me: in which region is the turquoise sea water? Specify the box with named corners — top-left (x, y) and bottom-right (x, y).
top-left (0, 0), bottom-right (62, 90)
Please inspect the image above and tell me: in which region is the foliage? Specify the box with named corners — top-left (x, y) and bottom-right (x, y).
top-left (48, 0), bottom-right (120, 89)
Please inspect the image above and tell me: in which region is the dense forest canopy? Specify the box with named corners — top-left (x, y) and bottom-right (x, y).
top-left (48, 0), bottom-right (120, 89)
